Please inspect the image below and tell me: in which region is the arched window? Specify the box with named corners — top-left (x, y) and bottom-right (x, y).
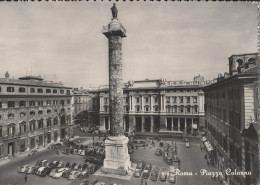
top-left (47, 118), bottom-right (52, 127)
top-left (53, 117), bottom-right (58, 126)
top-left (38, 119), bottom-right (43, 129)
top-left (7, 123), bottom-right (15, 136)
top-left (19, 121), bottom-right (27, 134)
top-left (29, 120), bottom-right (36, 131)
top-left (30, 111), bottom-right (35, 116)
top-left (38, 110), bottom-right (43, 115)
top-left (61, 115), bottom-right (66, 125)
top-left (144, 105), bottom-right (149, 112)
top-left (166, 105), bottom-right (171, 113)
top-left (20, 112), bottom-right (26, 117)
top-left (47, 109), bottom-right (51, 114)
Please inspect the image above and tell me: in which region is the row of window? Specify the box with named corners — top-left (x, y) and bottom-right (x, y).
top-left (4, 87), bottom-right (70, 95)
top-left (0, 100), bottom-right (70, 108)
top-left (0, 115), bottom-right (69, 137)
top-left (206, 88), bottom-right (240, 101)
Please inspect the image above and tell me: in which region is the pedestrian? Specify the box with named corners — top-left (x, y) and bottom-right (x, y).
top-left (145, 179), bottom-right (148, 185)
top-left (141, 178), bottom-right (143, 185)
top-left (136, 145), bottom-right (138, 150)
top-left (24, 174), bottom-right (28, 182)
top-left (207, 160), bottom-right (210, 166)
top-left (178, 159), bottom-right (180, 167)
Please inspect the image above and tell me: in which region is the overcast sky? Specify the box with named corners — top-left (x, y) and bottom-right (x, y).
top-left (0, 2), bottom-right (258, 88)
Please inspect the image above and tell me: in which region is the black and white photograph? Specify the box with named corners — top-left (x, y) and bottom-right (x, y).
top-left (0, 1), bottom-right (259, 185)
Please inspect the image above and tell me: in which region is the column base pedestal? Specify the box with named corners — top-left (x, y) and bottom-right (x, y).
top-left (102, 136), bottom-right (131, 176)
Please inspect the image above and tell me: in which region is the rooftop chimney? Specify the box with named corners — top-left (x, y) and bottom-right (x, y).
top-left (5, 71), bottom-right (9, 78)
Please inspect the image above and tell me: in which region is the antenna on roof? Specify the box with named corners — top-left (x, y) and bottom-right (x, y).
top-left (31, 65), bottom-right (32, 75)
top-left (26, 68), bottom-right (27, 76)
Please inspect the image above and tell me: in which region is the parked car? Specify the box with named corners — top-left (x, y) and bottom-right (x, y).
top-left (65, 162), bottom-right (73, 168)
top-left (134, 169), bottom-right (141, 178)
top-left (67, 170), bottom-right (80, 180)
top-left (50, 161), bottom-right (59, 168)
top-left (156, 149), bottom-right (162, 156)
top-left (80, 150), bottom-right (85, 156)
top-left (62, 149), bottom-right (71, 155)
top-left (150, 171), bottom-right (158, 181)
top-left (142, 170), bottom-right (150, 179)
top-left (78, 164), bottom-right (88, 172)
top-left (169, 173), bottom-right (176, 183)
top-left (78, 149), bottom-right (82, 155)
top-left (28, 149), bottom-right (38, 156)
top-left (73, 163), bottom-right (80, 171)
top-left (53, 168), bottom-right (68, 178)
top-left (173, 155), bottom-right (178, 162)
top-left (159, 142), bottom-right (164, 147)
top-left (165, 157), bottom-right (173, 165)
top-left (72, 149), bottom-right (78, 155)
top-left (78, 170), bottom-right (89, 180)
top-left (88, 164), bottom-right (98, 174)
top-left (39, 160), bottom-right (48, 167)
top-left (145, 163), bottom-right (152, 172)
top-left (62, 169), bottom-right (73, 178)
top-left (57, 161), bottom-right (65, 168)
top-left (32, 166), bottom-right (41, 174)
top-left (36, 167), bottom-right (46, 176)
top-left (71, 163), bottom-right (77, 169)
top-left (159, 171), bottom-right (167, 181)
top-left (85, 157), bottom-right (95, 163)
top-left (19, 165), bottom-right (30, 173)
top-left (49, 168), bottom-right (58, 177)
top-left (136, 160), bottom-right (146, 170)
top-left (39, 167), bottom-right (52, 177)
top-left (185, 142), bottom-right (190, 148)
top-left (25, 166), bottom-right (35, 174)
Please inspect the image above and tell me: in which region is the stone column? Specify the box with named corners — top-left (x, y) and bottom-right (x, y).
top-left (141, 116), bottom-right (145, 132)
top-left (178, 118), bottom-right (180, 131)
top-left (191, 118), bottom-right (194, 134)
top-left (141, 95), bottom-right (143, 111)
top-left (150, 116), bottom-right (154, 133)
top-left (171, 118), bottom-right (173, 131)
top-left (184, 118), bottom-right (187, 134)
top-left (150, 95), bottom-right (153, 111)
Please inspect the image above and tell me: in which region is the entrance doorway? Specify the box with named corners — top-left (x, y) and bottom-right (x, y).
top-left (105, 117), bottom-right (109, 130)
top-left (144, 117), bottom-right (151, 132)
top-left (167, 118), bottom-right (172, 130)
top-left (180, 118), bottom-right (185, 131)
top-left (61, 128), bottom-right (66, 140)
top-left (153, 116), bottom-right (160, 132)
top-left (173, 118), bottom-right (178, 131)
top-left (8, 142), bottom-right (14, 156)
top-left (135, 117), bottom-right (142, 132)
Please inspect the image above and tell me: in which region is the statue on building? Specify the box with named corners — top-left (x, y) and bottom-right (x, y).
top-left (111, 3), bottom-right (118, 19)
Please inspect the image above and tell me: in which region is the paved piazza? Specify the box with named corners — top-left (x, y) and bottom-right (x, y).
top-left (0, 134), bottom-right (221, 185)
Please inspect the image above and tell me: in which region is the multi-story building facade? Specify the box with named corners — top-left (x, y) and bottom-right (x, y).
top-left (72, 88), bottom-right (91, 128)
top-left (204, 53), bottom-right (259, 185)
top-left (89, 76), bottom-right (212, 135)
top-left (0, 73), bottom-right (73, 159)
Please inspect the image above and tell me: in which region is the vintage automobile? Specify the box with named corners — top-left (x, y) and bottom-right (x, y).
top-left (28, 149), bottom-right (38, 156)
top-left (49, 168), bottom-right (58, 177)
top-left (62, 169), bottom-right (73, 178)
top-left (145, 163), bottom-right (152, 172)
top-left (156, 149), bottom-right (162, 156)
top-left (185, 142), bottom-right (191, 148)
top-left (78, 170), bottom-right (89, 180)
top-left (159, 171), bottom-right (167, 181)
top-left (53, 168), bottom-right (68, 179)
top-left (150, 171), bottom-right (158, 181)
top-left (173, 155), bottom-right (179, 162)
top-left (57, 161), bottom-right (65, 168)
top-left (169, 173), bottom-right (177, 183)
top-left (25, 166), bottom-right (35, 174)
top-left (136, 160), bottom-right (146, 170)
top-left (134, 169), bottom-right (141, 178)
top-left (142, 170), bottom-right (150, 179)
top-left (67, 170), bottom-right (80, 180)
top-left (38, 167), bottom-right (52, 177)
top-left (17, 165), bottom-right (29, 173)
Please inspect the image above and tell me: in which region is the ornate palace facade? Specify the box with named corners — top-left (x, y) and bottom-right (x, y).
top-left (0, 73), bottom-right (73, 158)
top-left (89, 76), bottom-right (212, 134)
